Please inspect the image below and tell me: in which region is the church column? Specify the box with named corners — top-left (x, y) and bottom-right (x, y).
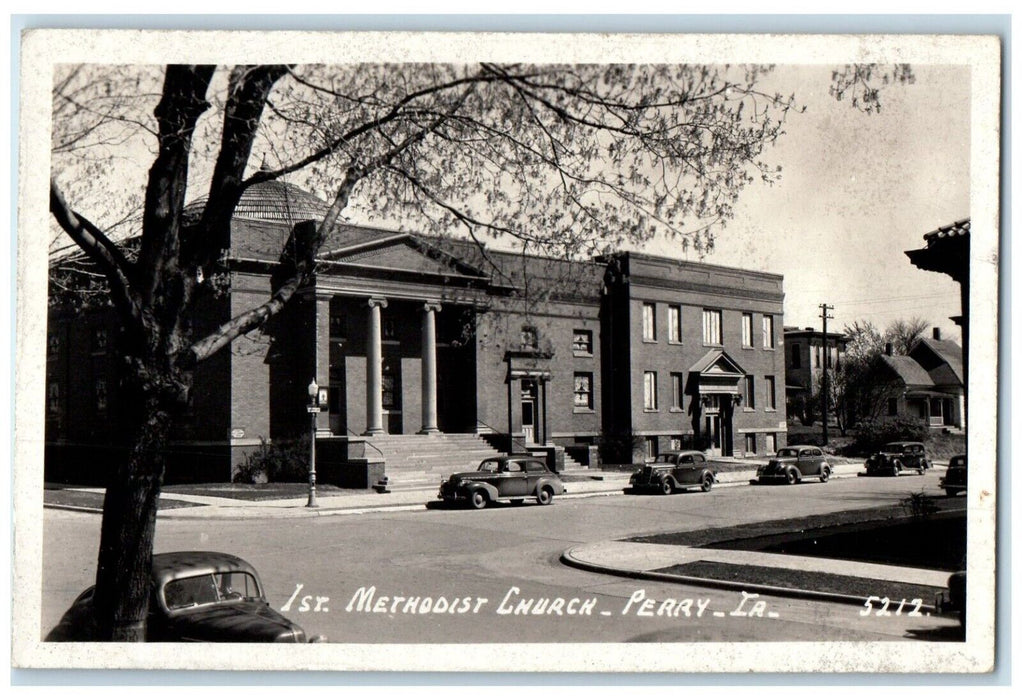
top-left (419, 302), bottom-right (442, 434)
top-left (365, 297), bottom-right (388, 435)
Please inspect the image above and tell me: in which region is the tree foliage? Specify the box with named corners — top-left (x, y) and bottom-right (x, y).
top-left (47, 61), bottom-right (911, 640)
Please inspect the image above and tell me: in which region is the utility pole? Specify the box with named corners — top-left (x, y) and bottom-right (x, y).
top-left (819, 303), bottom-right (834, 445)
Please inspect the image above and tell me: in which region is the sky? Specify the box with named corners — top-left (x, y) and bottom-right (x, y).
top-left (641, 63), bottom-right (971, 341)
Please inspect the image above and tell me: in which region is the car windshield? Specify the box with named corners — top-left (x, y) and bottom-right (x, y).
top-left (163, 572), bottom-right (261, 610)
top-left (477, 460), bottom-right (502, 473)
top-left (951, 457), bottom-right (967, 468)
top-left (776, 448), bottom-right (798, 458)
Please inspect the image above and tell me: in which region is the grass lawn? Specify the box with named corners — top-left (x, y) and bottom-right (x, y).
top-left (44, 487), bottom-right (199, 510)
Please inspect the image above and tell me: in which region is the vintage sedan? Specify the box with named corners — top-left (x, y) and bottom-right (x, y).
top-left (756, 445), bottom-right (832, 485)
top-left (438, 455), bottom-right (565, 509)
top-left (626, 450), bottom-right (716, 494)
top-left (939, 454), bottom-right (968, 496)
top-left (46, 551), bottom-right (321, 643)
top-left (864, 441), bottom-right (931, 476)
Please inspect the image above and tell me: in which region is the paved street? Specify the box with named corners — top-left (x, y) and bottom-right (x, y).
top-left (41, 470), bottom-right (964, 644)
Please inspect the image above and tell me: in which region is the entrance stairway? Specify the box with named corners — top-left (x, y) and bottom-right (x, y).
top-left (362, 433), bottom-right (586, 491)
top-left (363, 433), bottom-right (504, 491)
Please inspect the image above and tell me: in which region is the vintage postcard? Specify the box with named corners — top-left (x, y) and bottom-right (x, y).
top-left (12, 28), bottom-right (1001, 674)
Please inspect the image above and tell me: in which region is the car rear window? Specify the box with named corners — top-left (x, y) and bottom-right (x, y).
top-left (525, 461), bottom-right (548, 473)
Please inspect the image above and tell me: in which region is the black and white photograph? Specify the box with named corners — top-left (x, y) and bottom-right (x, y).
top-left (12, 26), bottom-right (1001, 674)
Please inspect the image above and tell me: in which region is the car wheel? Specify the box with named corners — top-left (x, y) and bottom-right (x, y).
top-left (661, 479), bottom-right (674, 495)
top-left (820, 466), bottom-right (830, 483)
top-left (537, 487), bottom-right (554, 505)
top-left (785, 469), bottom-right (798, 485)
top-left (700, 473), bottom-right (713, 492)
top-left (892, 461), bottom-right (902, 476)
top-left (470, 491), bottom-right (488, 509)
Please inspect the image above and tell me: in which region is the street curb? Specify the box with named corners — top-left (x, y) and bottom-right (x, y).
top-left (559, 545), bottom-right (941, 614)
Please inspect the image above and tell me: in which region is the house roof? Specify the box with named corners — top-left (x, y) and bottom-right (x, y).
top-left (912, 337), bottom-right (965, 384)
top-left (923, 218), bottom-right (970, 243)
top-left (879, 355), bottom-right (936, 388)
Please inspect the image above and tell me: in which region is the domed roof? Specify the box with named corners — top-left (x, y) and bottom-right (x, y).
top-left (184, 179), bottom-right (330, 224)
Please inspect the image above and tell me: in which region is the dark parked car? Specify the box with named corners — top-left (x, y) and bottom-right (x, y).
top-left (626, 450), bottom-right (716, 494)
top-left (939, 454), bottom-right (968, 496)
top-left (46, 552), bottom-right (321, 643)
top-left (936, 570), bottom-right (966, 626)
top-left (756, 445), bottom-right (832, 484)
top-left (865, 441), bottom-right (931, 476)
top-left (438, 455), bottom-right (565, 509)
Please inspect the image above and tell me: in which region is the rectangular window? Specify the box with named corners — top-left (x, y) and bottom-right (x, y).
top-left (765, 375), bottom-right (776, 410)
top-left (645, 437), bottom-right (658, 460)
top-left (762, 315), bottom-right (775, 349)
top-left (765, 433), bottom-right (777, 454)
top-left (744, 375), bottom-right (756, 409)
top-left (521, 325), bottom-right (538, 349)
top-left (745, 433), bottom-right (757, 455)
top-left (702, 309), bottom-right (722, 345)
top-left (888, 397), bottom-right (899, 416)
top-left (92, 328), bottom-right (108, 354)
top-left (381, 374), bottom-right (398, 409)
top-left (741, 313), bottom-right (753, 347)
top-left (329, 314), bottom-right (347, 339)
top-left (668, 306), bottom-right (682, 343)
top-left (95, 379), bottom-right (108, 412)
top-left (47, 382), bottom-right (60, 414)
top-left (573, 372), bottom-right (593, 409)
top-left (572, 329), bottom-right (593, 355)
top-left (642, 303), bottom-right (656, 341)
top-left (670, 373), bottom-right (683, 410)
top-left (790, 343), bottom-right (801, 369)
top-left (643, 371), bottom-right (658, 411)
top-left (382, 317), bottom-right (397, 341)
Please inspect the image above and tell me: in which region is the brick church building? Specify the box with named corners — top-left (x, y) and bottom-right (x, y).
top-left (46, 180), bottom-right (788, 487)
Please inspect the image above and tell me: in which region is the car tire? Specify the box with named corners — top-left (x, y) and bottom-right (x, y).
top-left (661, 480), bottom-right (674, 495)
top-left (700, 473), bottom-right (713, 492)
top-left (820, 466), bottom-right (830, 483)
top-left (785, 469), bottom-right (798, 485)
top-left (537, 487), bottom-right (554, 505)
top-left (470, 491), bottom-right (488, 509)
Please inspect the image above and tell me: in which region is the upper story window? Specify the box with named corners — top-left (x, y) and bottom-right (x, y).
top-left (572, 329), bottom-right (593, 355)
top-left (741, 313), bottom-right (754, 348)
top-left (702, 309), bottom-right (722, 345)
top-left (670, 373), bottom-right (683, 410)
top-left (642, 303), bottom-right (656, 342)
top-left (330, 314), bottom-right (348, 339)
top-left (765, 375), bottom-right (777, 410)
top-left (643, 371), bottom-right (658, 411)
top-left (521, 325), bottom-right (538, 350)
top-left (668, 306), bottom-right (682, 343)
top-left (762, 315), bottom-right (775, 349)
top-left (382, 317), bottom-right (397, 341)
top-left (92, 328), bottom-right (108, 354)
top-left (790, 343), bottom-right (801, 369)
top-left (573, 372), bottom-right (594, 409)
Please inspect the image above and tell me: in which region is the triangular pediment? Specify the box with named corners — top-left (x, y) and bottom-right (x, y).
top-left (320, 235), bottom-right (488, 279)
top-left (689, 350), bottom-right (748, 377)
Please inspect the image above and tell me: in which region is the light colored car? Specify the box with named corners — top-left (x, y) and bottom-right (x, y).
top-left (438, 455), bottom-right (565, 509)
top-left (46, 551), bottom-right (322, 643)
top-left (627, 450), bottom-right (716, 494)
top-left (756, 445), bottom-right (831, 485)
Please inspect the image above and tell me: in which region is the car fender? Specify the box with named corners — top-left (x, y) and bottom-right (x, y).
top-left (534, 476), bottom-right (563, 495)
top-left (460, 480), bottom-right (500, 501)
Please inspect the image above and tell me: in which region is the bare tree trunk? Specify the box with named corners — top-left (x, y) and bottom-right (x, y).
top-left (91, 388), bottom-right (176, 641)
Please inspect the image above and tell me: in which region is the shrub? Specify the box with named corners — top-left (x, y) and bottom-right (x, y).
top-left (848, 417), bottom-right (929, 455)
top-left (234, 435), bottom-right (312, 484)
top-left (900, 491), bottom-right (940, 519)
